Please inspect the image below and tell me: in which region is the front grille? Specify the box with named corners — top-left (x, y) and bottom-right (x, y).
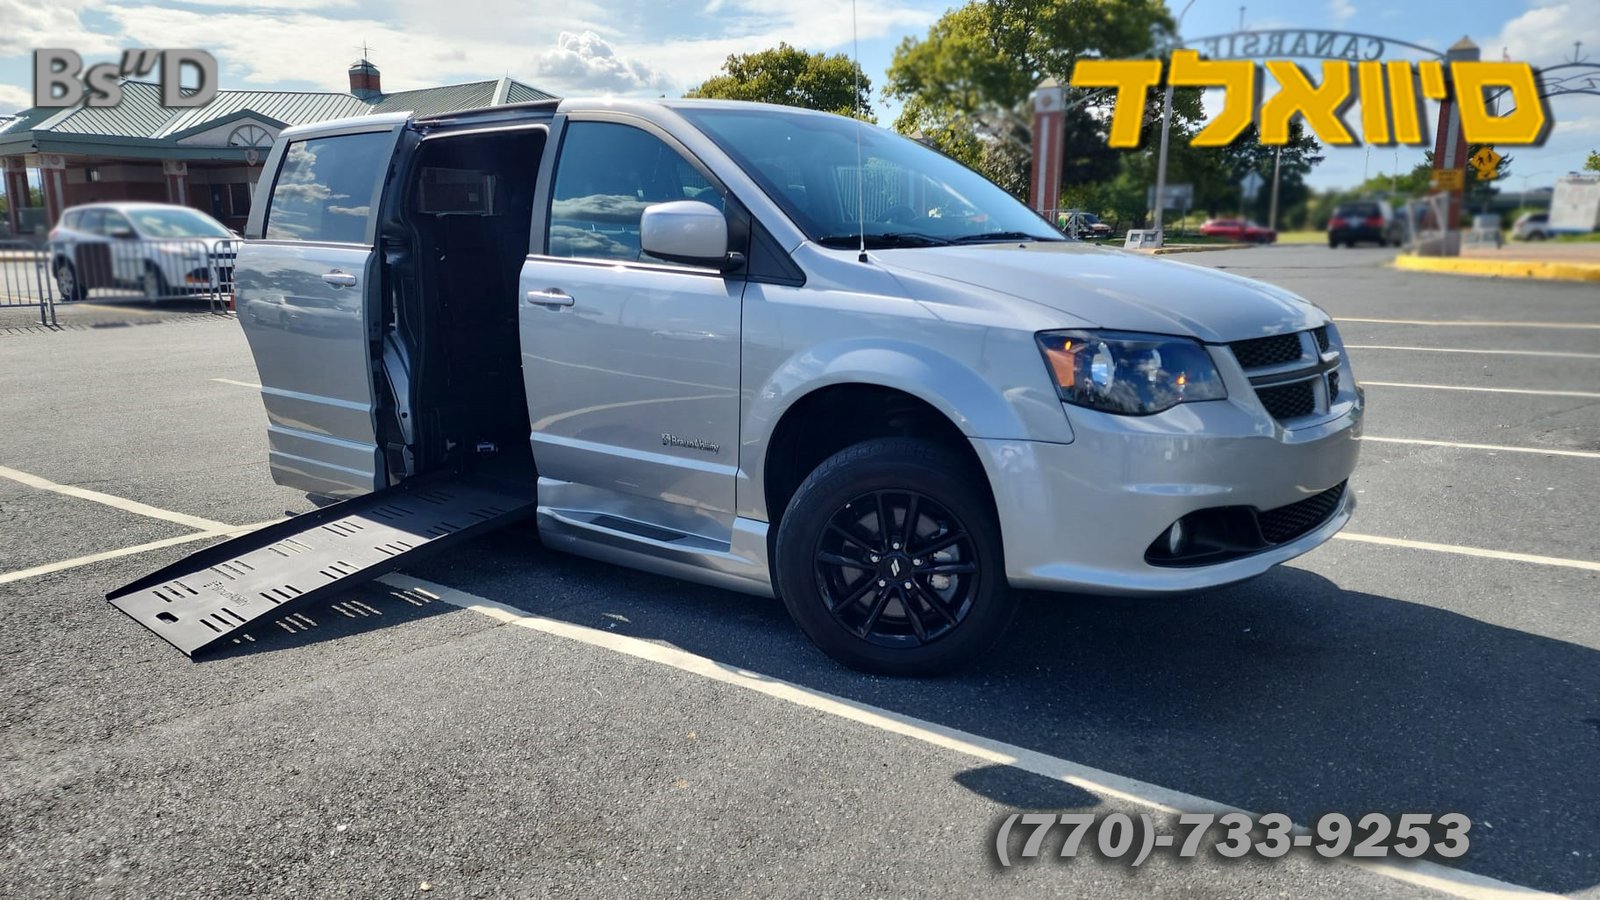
top-left (1327, 371), bottom-right (1340, 398)
top-left (1230, 333), bottom-right (1303, 369)
top-left (1258, 481), bottom-right (1347, 544)
top-left (1312, 326), bottom-right (1331, 353)
top-left (1256, 380), bottom-right (1316, 420)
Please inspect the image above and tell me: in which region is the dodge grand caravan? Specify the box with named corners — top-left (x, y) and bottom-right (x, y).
top-left (212, 98), bottom-right (1361, 674)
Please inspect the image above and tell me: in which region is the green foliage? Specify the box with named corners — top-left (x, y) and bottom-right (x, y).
top-left (885, 0), bottom-right (1182, 194)
top-left (1585, 150), bottom-right (1599, 173)
top-left (687, 43), bottom-right (873, 119)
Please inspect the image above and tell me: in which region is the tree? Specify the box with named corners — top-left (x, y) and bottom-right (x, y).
top-left (1585, 150), bottom-right (1599, 173)
top-left (687, 43), bottom-right (872, 119)
top-left (885, 0), bottom-right (1185, 195)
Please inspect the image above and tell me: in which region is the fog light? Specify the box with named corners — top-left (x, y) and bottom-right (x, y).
top-left (1165, 518), bottom-right (1187, 556)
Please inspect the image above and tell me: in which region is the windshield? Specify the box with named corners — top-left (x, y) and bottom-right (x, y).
top-left (126, 207), bottom-right (231, 238)
top-left (677, 107), bottom-right (1065, 247)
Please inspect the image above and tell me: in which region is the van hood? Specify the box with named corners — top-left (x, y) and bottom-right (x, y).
top-left (874, 241), bottom-right (1328, 343)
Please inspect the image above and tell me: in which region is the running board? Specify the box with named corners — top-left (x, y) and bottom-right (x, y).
top-left (107, 467), bottom-right (537, 656)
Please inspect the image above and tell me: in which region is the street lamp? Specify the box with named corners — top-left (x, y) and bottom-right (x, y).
top-left (1519, 170), bottom-right (1550, 209)
top-left (1152, 0), bottom-right (1197, 247)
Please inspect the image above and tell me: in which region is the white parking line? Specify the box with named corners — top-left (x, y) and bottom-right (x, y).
top-left (0, 522), bottom-right (275, 586)
top-left (1346, 345), bottom-right (1600, 360)
top-left (1360, 381), bottom-right (1600, 399)
top-left (1362, 437), bottom-right (1600, 459)
top-left (0, 464), bottom-right (233, 532)
top-left (212, 378), bottom-right (261, 389)
top-left (1335, 532), bottom-right (1600, 572)
top-left (1337, 317), bottom-right (1600, 330)
top-left (380, 572), bottom-right (1554, 900)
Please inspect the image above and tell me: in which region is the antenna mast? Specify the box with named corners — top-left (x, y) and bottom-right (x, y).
top-left (852, 0), bottom-right (867, 263)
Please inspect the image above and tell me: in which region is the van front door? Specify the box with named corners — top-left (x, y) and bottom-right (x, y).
top-left (237, 117), bottom-right (406, 498)
top-left (520, 118), bottom-right (743, 542)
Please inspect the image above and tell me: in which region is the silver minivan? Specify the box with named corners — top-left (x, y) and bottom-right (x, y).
top-left (231, 99), bottom-right (1362, 674)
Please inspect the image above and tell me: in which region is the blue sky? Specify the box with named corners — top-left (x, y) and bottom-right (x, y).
top-left (0, 0), bottom-right (1595, 191)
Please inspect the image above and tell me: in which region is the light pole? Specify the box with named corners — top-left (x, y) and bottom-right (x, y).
top-left (1519, 170), bottom-right (1550, 209)
top-left (1152, 0), bottom-right (1197, 247)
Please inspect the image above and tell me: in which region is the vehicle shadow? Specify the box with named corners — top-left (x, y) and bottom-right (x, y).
top-left (401, 533), bottom-right (1600, 894)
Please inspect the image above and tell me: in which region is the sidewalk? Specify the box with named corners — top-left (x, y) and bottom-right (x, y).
top-left (1394, 241), bottom-right (1600, 282)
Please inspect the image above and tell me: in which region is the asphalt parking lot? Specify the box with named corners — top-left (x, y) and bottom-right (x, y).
top-left (2, 244), bottom-right (1597, 898)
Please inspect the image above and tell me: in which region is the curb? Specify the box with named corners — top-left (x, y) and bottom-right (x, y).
top-left (1393, 254), bottom-right (1600, 282)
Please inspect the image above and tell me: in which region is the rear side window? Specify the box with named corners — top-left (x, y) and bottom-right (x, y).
top-left (265, 132), bottom-right (390, 243)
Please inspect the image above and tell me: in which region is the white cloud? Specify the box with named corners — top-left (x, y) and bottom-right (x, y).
top-left (0, 0), bottom-right (118, 57)
top-left (531, 31), bottom-right (672, 95)
top-left (1488, 0), bottom-right (1600, 67)
top-left (0, 82), bottom-right (31, 114)
top-left (1328, 0), bottom-right (1357, 24)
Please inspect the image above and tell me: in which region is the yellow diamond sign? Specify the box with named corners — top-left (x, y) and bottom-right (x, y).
top-left (1469, 146), bottom-right (1502, 180)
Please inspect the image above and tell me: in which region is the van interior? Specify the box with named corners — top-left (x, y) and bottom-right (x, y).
top-left (379, 127), bottom-right (547, 480)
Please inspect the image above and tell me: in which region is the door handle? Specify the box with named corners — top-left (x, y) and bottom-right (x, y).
top-left (526, 289), bottom-right (574, 308)
top-left (321, 271), bottom-right (358, 287)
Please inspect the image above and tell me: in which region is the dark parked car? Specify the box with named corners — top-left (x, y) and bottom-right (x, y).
top-left (1328, 201), bottom-right (1402, 247)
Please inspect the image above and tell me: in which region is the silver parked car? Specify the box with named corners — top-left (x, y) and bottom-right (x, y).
top-left (1511, 211), bottom-right (1552, 241)
top-left (49, 202), bottom-right (236, 301)
top-left (221, 100), bottom-right (1361, 674)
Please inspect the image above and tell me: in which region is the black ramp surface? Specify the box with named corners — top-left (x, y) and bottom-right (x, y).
top-left (107, 468), bottom-right (537, 656)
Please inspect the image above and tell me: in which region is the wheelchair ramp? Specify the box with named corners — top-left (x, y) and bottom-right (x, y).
top-left (108, 468), bottom-right (536, 656)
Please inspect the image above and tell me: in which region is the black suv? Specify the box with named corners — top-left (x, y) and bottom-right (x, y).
top-left (1328, 200), bottom-right (1403, 248)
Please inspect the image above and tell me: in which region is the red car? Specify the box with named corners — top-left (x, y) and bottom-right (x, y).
top-left (1199, 219), bottom-right (1277, 243)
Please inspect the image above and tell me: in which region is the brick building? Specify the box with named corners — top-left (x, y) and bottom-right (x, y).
top-left (0, 60), bottom-right (554, 238)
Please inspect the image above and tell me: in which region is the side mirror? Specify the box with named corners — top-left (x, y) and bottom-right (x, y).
top-left (107, 227), bottom-right (136, 240)
top-left (640, 201), bottom-right (738, 271)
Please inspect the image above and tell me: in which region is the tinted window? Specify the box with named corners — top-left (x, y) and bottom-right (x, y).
top-left (1335, 203), bottom-right (1378, 217)
top-left (61, 210), bottom-right (82, 230)
top-left (78, 209), bottom-right (105, 234)
top-left (265, 132), bottom-right (390, 243)
top-left (547, 122), bottom-right (722, 262)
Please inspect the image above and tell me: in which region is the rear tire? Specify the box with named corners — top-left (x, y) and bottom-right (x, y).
top-left (54, 260), bottom-right (85, 301)
top-left (774, 437), bottom-right (1016, 676)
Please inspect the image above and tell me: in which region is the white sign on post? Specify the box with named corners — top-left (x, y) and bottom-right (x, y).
top-left (1240, 171), bottom-right (1264, 201)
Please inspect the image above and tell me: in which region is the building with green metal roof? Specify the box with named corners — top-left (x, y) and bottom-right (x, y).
top-left (0, 59), bottom-right (555, 238)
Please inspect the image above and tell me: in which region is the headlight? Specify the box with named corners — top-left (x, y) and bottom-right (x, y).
top-left (1036, 329), bottom-right (1227, 415)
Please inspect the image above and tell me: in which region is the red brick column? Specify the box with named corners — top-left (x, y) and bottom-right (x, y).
top-left (1, 159), bottom-right (27, 237)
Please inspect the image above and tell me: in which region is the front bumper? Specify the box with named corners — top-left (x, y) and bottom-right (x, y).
top-left (973, 384), bottom-right (1362, 596)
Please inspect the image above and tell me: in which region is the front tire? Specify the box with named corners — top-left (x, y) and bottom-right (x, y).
top-left (141, 264), bottom-right (169, 302)
top-left (774, 437), bottom-right (1016, 675)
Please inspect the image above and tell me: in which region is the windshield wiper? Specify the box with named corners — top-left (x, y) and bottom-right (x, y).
top-left (816, 232), bottom-right (953, 249)
top-left (948, 231), bottom-right (1061, 244)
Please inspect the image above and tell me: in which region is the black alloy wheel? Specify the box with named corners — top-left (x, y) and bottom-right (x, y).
top-left (775, 437), bottom-right (1016, 675)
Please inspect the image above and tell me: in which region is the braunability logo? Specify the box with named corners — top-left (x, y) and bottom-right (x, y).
top-left (1071, 52), bottom-right (1548, 149)
top-left (33, 49), bottom-right (219, 109)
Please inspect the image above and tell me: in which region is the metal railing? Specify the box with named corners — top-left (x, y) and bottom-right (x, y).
top-left (0, 239), bottom-right (53, 325)
top-left (43, 237), bottom-right (238, 319)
